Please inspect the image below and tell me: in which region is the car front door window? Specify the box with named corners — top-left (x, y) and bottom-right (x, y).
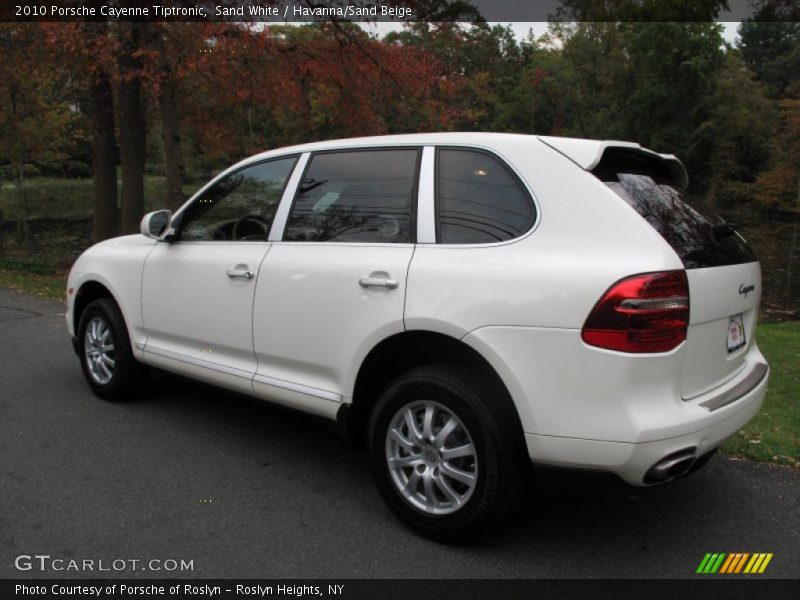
top-left (179, 156), bottom-right (298, 242)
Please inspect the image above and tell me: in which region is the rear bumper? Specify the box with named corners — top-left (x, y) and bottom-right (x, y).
top-left (524, 361), bottom-right (768, 486)
top-left (462, 326), bottom-right (769, 486)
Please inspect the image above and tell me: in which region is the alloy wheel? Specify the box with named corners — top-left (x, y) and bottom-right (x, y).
top-left (385, 400), bottom-right (478, 515)
top-left (84, 316), bottom-right (115, 385)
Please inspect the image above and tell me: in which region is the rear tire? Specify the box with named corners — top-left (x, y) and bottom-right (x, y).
top-left (368, 364), bottom-right (528, 541)
top-left (77, 298), bottom-right (147, 402)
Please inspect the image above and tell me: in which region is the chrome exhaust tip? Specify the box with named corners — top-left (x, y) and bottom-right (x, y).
top-left (644, 447), bottom-right (697, 484)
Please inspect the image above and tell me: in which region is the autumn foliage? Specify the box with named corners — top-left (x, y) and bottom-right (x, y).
top-left (0, 19), bottom-right (798, 243)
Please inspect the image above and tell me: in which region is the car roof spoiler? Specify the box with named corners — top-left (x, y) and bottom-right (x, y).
top-left (538, 135), bottom-right (689, 189)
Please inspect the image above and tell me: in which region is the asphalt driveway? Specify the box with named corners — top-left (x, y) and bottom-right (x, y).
top-left (1, 286), bottom-right (798, 579)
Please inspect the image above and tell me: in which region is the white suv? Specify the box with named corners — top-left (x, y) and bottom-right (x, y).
top-left (66, 133), bottom-right (768, 538)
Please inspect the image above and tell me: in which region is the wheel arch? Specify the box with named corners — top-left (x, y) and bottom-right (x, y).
top-left (340, 330), bottom-right (525, 448)
top-left (73, 280), bottom-right (121, 334)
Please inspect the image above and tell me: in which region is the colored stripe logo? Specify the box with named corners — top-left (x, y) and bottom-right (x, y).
top-left (696, 553), bottom-right (773, 574)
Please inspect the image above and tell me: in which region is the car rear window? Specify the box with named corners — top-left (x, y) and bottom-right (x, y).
top-left (592, 149), bottom-right (756, 269)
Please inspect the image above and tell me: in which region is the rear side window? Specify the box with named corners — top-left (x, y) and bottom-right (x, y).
top-left (436, 148), bottom-right (536, 244)
top-left (593, 149), bottom-right (756, 269)
top-left (284, 149), bottom-right (419, 243)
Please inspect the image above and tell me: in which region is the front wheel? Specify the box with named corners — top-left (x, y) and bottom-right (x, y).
top-left (368, 365), bottom-right (528, 540)
top-left (77, 298), bottom-right (146, 401)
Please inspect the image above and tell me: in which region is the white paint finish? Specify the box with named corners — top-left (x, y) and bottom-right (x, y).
top-left (253, 373), bottom-right (342, 403)
top-left (464, 326), bottom-right (680, 441)
top-left (140, 241), bottom-right (270, 394)
top-left (681, 318), bottom-right (754, 400)
top-left (465, 324), bottom-right (767, 445)
top-left (252, 243), bottom-right (414, 399)
top-left (538, 135), bottom-right (689, 188)
top-left (251, 376), bottom-right (341, 420)
top-left (268, 153), bottom-right (310, 242)
top-left (138, 344), bottom-right (253, 397)
top-left (65, 234), bottom-right (156, 345)
top-left (405, 242), bottom-right (675, 335)
top-left (687, 262), bottom-right (761, 325)
top-left (416, 146), bottom-right (436, 244)
top-left (524, 376), bottom-right (765, 486)
top-left (538, 135), bottom-right (640, 169)
top-left (144, 344), bottom-right (253, 379)
top-left (680, 261), bottom-right (762, 398)
top-left (139, 344), bottom-right (342, 416)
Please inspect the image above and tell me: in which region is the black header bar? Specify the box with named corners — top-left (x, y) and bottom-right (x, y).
top-left (2, 0), bottom-right (798, 23)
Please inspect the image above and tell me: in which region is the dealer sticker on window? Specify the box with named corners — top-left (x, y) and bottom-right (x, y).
top-left (727, 314), bottom-right (746, 353)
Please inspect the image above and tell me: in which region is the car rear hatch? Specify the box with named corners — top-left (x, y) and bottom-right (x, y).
top-left (590, 147), bottom-right (760, 399)
top-left (540, 135), bottom-right (761, 400)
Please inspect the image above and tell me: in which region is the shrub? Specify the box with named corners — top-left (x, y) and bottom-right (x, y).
top-left (0, 256), bottom-right (56, 275)
top-left (64, 160), bottom-right (92, 179)
top-left (21, 164), bottom-right (41, 179)
top-left (41, 162), bottom-right (66, 178)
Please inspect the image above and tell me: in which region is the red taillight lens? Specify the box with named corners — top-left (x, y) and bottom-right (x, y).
top-left (581, 271), bottom-right (689, 353)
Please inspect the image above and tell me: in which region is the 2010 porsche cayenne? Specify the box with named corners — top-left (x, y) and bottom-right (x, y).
top-left (66, 133), bottom-right (768, 538)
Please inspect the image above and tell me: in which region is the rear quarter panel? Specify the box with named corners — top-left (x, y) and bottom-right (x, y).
top-left (404, 137), bottom-right (684, 336)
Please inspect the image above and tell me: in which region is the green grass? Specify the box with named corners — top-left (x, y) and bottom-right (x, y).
top-left (0, 268), bottom-right (66, 301)
top-left (722, 321), bottom-right (800, 468)
top-left (0, 176), bottom-right (202, 220)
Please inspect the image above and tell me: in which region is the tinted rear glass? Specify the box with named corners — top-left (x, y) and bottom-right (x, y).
top-left (437, 148), bottom-right (536, 244)
top-left (593, 150), bottom-right (756, 269)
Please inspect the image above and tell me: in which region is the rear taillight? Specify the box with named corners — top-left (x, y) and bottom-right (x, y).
top-left (581, 271), bottom-right (689, 353)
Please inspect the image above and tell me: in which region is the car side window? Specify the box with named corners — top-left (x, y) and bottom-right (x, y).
top-left (179, 156), bottom-right (298, 242)
top-left (283, 149), bottom-right (419, 243)
top-left (436, 148), bottom-right (536, 244)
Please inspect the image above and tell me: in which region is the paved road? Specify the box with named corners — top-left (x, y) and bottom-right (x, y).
top-left (1, 286), bottom-right (798, 579)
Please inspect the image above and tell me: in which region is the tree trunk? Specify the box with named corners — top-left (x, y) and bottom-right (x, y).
top-left (14, 163), bottom-right (30, 245)
top-left (117, 23), bottom-right (147, 235)
top-left (90, 70), bottom-right (118, 242)
top-left (159, 76), bottom-right (185, 211)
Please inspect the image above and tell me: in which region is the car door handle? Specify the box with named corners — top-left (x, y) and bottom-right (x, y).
top-left (227, 267), bottom-right (254, 280)
top-left (359, 276), bottom-right (399, 289)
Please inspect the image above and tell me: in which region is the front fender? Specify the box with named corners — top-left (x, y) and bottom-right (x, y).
top-left (66, 235), bottom-right (157, 351)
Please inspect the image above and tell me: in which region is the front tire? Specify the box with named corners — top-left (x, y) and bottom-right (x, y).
top-left (77, 298), bottom-right (146, 401)
top-left (368, 364), bottom-right (528, 540)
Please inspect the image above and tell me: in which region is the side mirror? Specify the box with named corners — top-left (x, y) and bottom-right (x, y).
top-left (140, 210), bottom-right (172, 241)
